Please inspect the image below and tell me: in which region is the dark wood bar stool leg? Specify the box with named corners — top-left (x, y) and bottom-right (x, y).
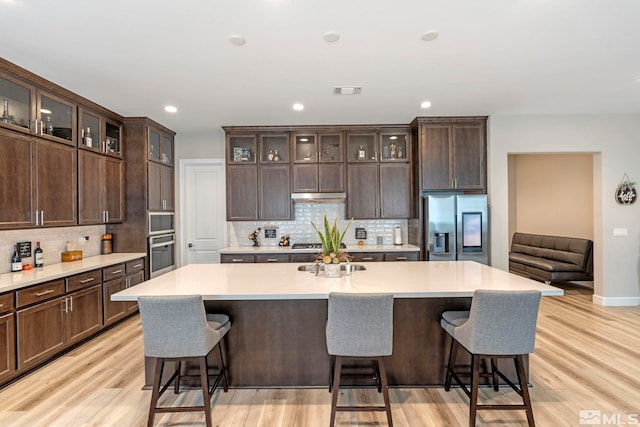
top-left (444, 338), bottom-right (458, 391)
top-left (378, 357), bottom-right (393, 427)
top-left (469, 354), bottom-right (480, 427)
top-left (515, 355), bottom-right (535, 427)
top-left (148, 358), bottom-right (165, 427)
top-left (491, 357), bottom-right (499, 391)
top-left (330, 355), bottom-right (343, 427)
top-left (199, 356), bottom-right (212, 427)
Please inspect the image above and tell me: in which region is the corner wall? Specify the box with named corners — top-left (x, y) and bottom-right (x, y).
top-left (489, 114), bottom-right (640, 305)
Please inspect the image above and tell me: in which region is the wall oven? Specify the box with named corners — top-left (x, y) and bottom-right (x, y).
top-left (148, 212), bottom-right (175, 236)
top-left (149, 233), bottom-right (175, 278)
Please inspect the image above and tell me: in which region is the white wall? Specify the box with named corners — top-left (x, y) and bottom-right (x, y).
top-left (489, 114), bottom-right (640, 305)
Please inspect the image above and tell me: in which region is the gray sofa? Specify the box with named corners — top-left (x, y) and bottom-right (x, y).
top-left (509, 232), bottom-right (593, 284)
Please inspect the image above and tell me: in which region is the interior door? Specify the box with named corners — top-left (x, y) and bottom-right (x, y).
top-left (181, 160), bottom-right (226, 265)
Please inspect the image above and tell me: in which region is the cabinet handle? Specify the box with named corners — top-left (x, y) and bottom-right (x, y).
top-left (111, 269), bottom-right (123, 274)
top-left (231, 258), bottom-right (245, 262)
top-left (35, 210), bottom-right (39, 226)
top-left (41, 210), bottom-right (44, 225)
top-left (0, 304), bottom-right (3, 308)
top-left (106, 210), bottom-right (109, 222)
top-left (266, 258), bottom-right (278, 262)
top-left (362, 257), bottom-right (373, 261)
top-left (80, 277), bottom-right (95, 284)
top-left (396, 257), bottom-right (408, 260)
top-left (69, 296), bottom-right (73, 312)
top-left (64, 298), bottom-right (68, 314)
top-left (454, 178), bottom-right (458, 188)
top-left (35, 289), bottom-right (54, 297)
top-left (133, 264), bottom-right (143, 268)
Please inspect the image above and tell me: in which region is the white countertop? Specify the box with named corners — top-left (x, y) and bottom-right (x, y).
top-left (0, 253), bottom-right (147, 293)
top-left (111, 261), bottom-right (563, 301)
top-left (220, 244), bottom-right (420, 254)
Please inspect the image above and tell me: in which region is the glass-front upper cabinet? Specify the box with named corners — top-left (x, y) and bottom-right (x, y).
top-left (0, 72), bottom-right (35, 134)
top-left (380, 131), bottom-right (409, 162)
top-left (260, 134), bottom-right (288, 163)
top-left (227, 134), bottom-right (257, 164)
top-left (79, 109), bottom-right (101, 151)
top-left (293, 133), bottom-right (317, 162)
top-left (346, 132), bottom-right (377, 162)
top-left (318, 133), bottom-right (344, 163)
top-left (148, 126), bottom-right (173, 165)
top-left (37, 91), bottom-right (76, 145)
top-left (79, 108), bottom-right (123, 157)
top-left (105, 120), bottom-right (122, 156)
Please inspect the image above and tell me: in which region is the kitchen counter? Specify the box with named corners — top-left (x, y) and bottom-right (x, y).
top-left (111, 260), bottom-right (562, 301)
top-left (112, 261), bottom-right (561, 388)
top-left (219, 243), bottom-right (420, 254)
top-left (0, 253), bottom-right (147, 293)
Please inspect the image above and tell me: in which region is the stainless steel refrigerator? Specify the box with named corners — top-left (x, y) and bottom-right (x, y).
top-left (424, 194), bottom-right (489, 264)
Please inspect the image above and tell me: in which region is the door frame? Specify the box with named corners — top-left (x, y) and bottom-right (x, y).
top-left (178, 158), bottom-right (226, 267)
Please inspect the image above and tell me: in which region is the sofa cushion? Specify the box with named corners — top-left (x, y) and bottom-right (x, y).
top-left (511, 233), bottom-right (592, 269)
top-left (509, 253), bottom-right (585, 272)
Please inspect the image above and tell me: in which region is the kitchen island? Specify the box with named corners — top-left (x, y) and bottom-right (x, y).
top-left (112, 261), bottom-right (562, 387)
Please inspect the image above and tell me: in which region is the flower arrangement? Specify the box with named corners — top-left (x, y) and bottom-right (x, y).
top-left (311, 215), bottom-right (353, 264)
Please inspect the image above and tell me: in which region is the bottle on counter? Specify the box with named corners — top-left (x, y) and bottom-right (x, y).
top-left (11, 244), bottom-right (22, 272)
top-left (34, 242), bottom-right (44, 268)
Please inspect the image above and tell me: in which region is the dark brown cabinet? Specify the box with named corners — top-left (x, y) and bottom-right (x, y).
top-left (0, 292), bottom-right (16, 384)
top-left (17, 295), bottom-right (67, 370)
top-left (384, 252), bottom-right (420, 261)
top-left (66, 284), bottom-right (103, 345)
top-left (148, 161), bottom-right (174, 211)
top-left (78, 151), bottom-right (123, 224)
top-left (347, 163), bottom-right (380, 219)
top-left (103, 264), bottom-right (127, 326)
top-left (415, 117), bottom-right (486, 192)
top-left (291, 132), bottom-right (345, 193)
top-left (125, 258), bottom-right (145, 313)
top-left (0, 131), bottom-right (77, 229)
top-left (380, 163), bottom-right (411, 218)
top-left (259, 165), bottom-right (291, 220)
top-left (349, 252), bottom-right (385, 262)
top-left (226, 165), bottom-right (259, 221)
top-left (221, 254), bottom-right (256, 263)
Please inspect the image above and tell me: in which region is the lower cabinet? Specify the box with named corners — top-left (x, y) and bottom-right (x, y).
top-left (221, 254), bottom-right (256, 263)
top-left (103, 277), bottom-right (127, 326)
top-left (17, 296), bottom-right (67, 370)
top-left (66, 285), bottom-right (103, 345)
top-left (255, 254), bottom-right (290, 263)
top-left (349, 252), bottom-right (385, 262)
top-left (0, 311), bottom-right (16, 383)
top-left (125, 269), bottom-right (145, 314)
top-left (222, 251), bottom-right (419, 263)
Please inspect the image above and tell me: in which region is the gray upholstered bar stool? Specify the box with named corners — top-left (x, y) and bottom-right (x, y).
top-left (440, 289), bottom-right (541, 427)
top-left (326, 292), bottom-right (394, 427)
top-left (138, 295), bottom-right (231, 427)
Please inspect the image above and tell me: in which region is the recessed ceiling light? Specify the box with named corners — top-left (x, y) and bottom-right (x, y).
top-left (421, 30), bottom-right (439, 42)
top-left (293, 103), bottom-right (304, 111)
top-left (420, 101), bottom-right (432, 109)
top-left (40, 108), bottom-right (52, 114)
top-left (164, 105), bottom-right (178, 113)
top-left (229, 35), bottom-right (246, 46)
top-left (323, 31), bottom-right (340, 43)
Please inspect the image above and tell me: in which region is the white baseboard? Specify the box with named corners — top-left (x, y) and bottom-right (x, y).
top-left (592, 294), bottom-right (640, 306)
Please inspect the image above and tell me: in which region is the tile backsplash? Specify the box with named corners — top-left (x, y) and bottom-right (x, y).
top-left (0, 225), bottom-right (106, 274)
top-left (228, 203), bottom-right (407, 247)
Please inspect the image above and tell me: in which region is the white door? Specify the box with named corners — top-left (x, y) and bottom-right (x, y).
top-left (180, 159), bottom-right (226, 265)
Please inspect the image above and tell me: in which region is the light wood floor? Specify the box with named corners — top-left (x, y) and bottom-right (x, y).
top-left (1, 285), bottom-right (639, 426)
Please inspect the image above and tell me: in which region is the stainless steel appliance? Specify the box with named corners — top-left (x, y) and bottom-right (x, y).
top-left (424, 194), bottom-right (489, 264)
top-left (148, 212), bottom-right (175, 236)
top-left (149, 233), bottom-right (175, 278)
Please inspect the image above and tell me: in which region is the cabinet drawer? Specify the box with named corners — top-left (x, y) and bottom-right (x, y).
top-left (126, 258), bottom-right (145, 273)
top-left (289, 253), bottom-right (317, 263)
top-left (103, 263), bottom-right (126, 280)
top-left (16, 280), bottom-right (65, 308)
top-left (255, 254), bottom-right (290, 263)
top-left (221, 254), bottom-right (255, 263)
top-left (384, 252), bottom-right (419, 261)
top-left (66, 269), bottom-right (102, 293)
top-left (0, 292), bottom-right (15, 314)
top-left (350, 252), bottom-right (384, 262)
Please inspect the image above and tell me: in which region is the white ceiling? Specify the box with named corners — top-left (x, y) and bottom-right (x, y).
top-left (2, 0), bottom-right (640, 136)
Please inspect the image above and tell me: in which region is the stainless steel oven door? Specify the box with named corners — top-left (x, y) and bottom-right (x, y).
top-left (148, 212), bottom-right (175, 236)
top-left (149, 233), bottom-right (175, 278)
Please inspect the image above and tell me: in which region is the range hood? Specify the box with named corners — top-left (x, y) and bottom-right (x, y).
top-left (291, 192), bottom-right (347, 203)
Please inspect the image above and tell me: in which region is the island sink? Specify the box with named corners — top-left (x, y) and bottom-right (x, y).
top-left (297, 264), bottom-right (366, 272)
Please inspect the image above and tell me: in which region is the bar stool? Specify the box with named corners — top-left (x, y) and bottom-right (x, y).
top-left (440, 289), bottom-right (541, 427)
top-left (138, 295), bottom-right (231, 427)
top-left (326, 292), bottom-right (394, 427)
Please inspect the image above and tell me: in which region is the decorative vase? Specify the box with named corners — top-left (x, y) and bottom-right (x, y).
top-left (324, 263), bottom-right (341, 278)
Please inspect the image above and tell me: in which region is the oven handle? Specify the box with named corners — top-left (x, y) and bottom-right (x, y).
top-left (150, 239), bottom-right (175, 249)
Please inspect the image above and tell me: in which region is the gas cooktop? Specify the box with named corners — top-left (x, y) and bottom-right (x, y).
top-left (291, 243), bottom-right (346, 249)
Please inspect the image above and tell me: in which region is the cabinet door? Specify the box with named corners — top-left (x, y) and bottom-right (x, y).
top-left (78, 150), bottom-right (103, 224)
top-left (160, 165), bottom-right (174, 211)
top-left (0, 312), bottom-right (16, 384)
top-left (380, 163), bottom-right (411, 218)
top-left (125, 270), bottom-right (145, 313)
top-left (16, 296), bottom-right (66, 370)
top-left (292, 164), bottom-right (318, 192)
top-left (255, 254), bottom-right (290, 263)
top-left (103, 278), bottom-right (127, 326)
top-left (349, 252), bottom-right (385, 262)
top-left (148, 161), bottom-right (162, 211)
top-left (105, 157), bottom-right (124, 222)
top-left (259, 165), bottom-right (291, 220)
top-left (36, 139), bottom-right (77, 226)
top-left (67, 285), bottom-right (103, 345)
top-left (452, 124), bottom-right (485, 190)
top-left (421, 125), bottom-right (453, 190)
top-left (220, 254), bottom-right (255, 263)
top-left (319, 163), bottom-right (345, 192)
top-left (347, 163), bottom-right (379, 219)
top-left (0, 130), bottom-right (34, 228)
top-left (226, 165), bottom-right (258, 220)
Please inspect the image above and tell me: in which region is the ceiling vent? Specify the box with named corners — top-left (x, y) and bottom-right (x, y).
top-left (333, 87), bottom-right (362, 95)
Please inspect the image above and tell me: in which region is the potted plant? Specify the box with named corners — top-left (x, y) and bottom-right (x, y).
top-left (311, 215), bottom-right (353, 277)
